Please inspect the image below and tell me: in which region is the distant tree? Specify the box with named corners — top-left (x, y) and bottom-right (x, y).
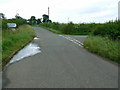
top-left (47, 20), bottom-right (52, 23)
top-left (37, 18), bottom-right (42, 24)
top-left (29, 16), bottom-right (37, 25)
top-left (15, 14), bottom-right (23, 20)
top-left (42, 14), bottom-right (49, 22)
top-left (0, 13), bottom-right (6, 19)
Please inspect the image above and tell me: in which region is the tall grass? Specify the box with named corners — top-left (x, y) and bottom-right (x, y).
top-left (2, 25), bottom-right (35, 67)
top-left (84, 36), bottom-right (120, 63)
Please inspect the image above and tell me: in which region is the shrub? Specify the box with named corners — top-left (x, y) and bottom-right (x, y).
top-left (2, 18), bottom-right (27, 29)
top-left (92, 21), bottom-right (120, 40)
top-left (62, 22), bottom-right (74, 34)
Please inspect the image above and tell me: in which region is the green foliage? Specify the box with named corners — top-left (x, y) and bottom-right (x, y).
top-left (0, 13), bottom-right (6, 19)
top-left (39, 22), bottom-right (96, 35)
top-left (39, 22), bottom-right (66, 34)
top-left (2, 19), bottom-right (8, 29)
top-left (2, 25), bottom-right (35, 67)
top-left (37, 18), bottom-right (42, 24)
top-left (62, 22), bottom-right (74, 34)
top-left (92, 20), bottom-right (120, 40)
top-left (40, 20), bottom-right (120, 40)
top-left (2, 18), bottom-right (27, 29)
top-left (42, 14), bottom-right (52, 23)
top-left (28, 16), bottom-right (37, 25)
top-left (84, 36), bottom-right (120, 63)
top-left (42, 14), bottom-right (49, 23)
top-left (74, 23), bottom-right (96, 35)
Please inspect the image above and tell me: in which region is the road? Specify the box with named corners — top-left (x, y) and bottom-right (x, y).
top-left (3, 27), bottom-right (118, 88)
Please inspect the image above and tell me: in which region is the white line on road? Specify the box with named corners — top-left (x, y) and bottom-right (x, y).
top-left (59, 35), bottom-right (84, 47)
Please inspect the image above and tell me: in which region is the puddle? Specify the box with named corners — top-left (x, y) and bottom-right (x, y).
top-left (9, 43), bottom-right (41, 64)
top-left (34, 37), bottom-right (39, 40)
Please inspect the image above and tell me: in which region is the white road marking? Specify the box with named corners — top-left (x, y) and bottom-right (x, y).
top-left (59, 35), bottom-right (84, 47)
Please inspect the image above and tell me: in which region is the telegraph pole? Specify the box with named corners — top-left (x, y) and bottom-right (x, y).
top-left (68, 17), bottom-right (69, 23)
top-left (48, 7), bottom-right (49, 19)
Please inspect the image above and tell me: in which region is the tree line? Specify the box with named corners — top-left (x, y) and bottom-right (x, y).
top-left (0, 13), bottom-right (52, 29)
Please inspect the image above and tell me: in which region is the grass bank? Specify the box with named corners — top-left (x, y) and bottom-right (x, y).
top-left (2, 25), bottom-right (35, 67)
top-left (84, 36), bottom-right (120, 63)
top-left (38, 25), bottom-right (63, 34)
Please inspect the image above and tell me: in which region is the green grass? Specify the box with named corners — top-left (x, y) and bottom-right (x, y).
top-left (47, 28), bottom-right (63, 34)
top-left (84, 36), bottom-right (120, 63)
top-left (0, 29), bottom-right (2, 70)
top-left (39, 25), bottom-right (63, 34)
top-left (2, 25), bottom-right (35, 67)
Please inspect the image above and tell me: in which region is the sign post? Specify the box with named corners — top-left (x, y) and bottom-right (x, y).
top-left (7, 23), bottom-right (17, 31)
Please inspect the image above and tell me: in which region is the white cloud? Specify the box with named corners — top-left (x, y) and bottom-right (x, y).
top-left (0, 0), bottom-right (119, 23)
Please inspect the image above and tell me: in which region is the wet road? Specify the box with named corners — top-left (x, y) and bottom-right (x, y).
top-left (3, 27), bottom-right (118, 88)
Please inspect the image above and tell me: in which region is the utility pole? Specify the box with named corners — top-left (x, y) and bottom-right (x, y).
top-left (48, 7), bottom-right (49, 20)
top-left (68, 17), bottom-right (69, 23)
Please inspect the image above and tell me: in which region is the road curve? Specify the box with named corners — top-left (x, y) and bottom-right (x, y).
top-left (3, 27), bottom-right (118, 88)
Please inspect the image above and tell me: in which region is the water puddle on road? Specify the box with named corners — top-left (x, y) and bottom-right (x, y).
top-left (9, 42), bottom-right (41, 64)
top-left (34, 37), bottom-right (39, 40)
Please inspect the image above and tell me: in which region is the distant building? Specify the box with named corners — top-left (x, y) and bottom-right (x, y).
top-left (118, 1), bottom-right (120, 20)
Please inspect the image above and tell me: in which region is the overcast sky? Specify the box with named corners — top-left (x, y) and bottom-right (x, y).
top-left (0, 0), bottom-right (119, 23)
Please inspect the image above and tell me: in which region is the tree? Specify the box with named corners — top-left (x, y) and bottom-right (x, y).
top-left (0, 13), bottom-right (6, 19)
top-left (42, 14), bottom-right (49, 22)
top-left (37, 18), bottom-right (42, 24)
top-left (15, 14), bottom-right (27, 25)
top-left (15, 14), bottom-right (23, 20)
top-left (29, 16), bottom-right (37, 25)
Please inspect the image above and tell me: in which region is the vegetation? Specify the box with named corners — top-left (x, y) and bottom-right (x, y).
top-left (2, 18), bottom-right (27, 29)
top-left (2, 25), bottom-right (35, 67)
top-left (39, 22), bottom-right (98, 35)
top-left (1, 12), bottom-right (120, 66)
top-left (92, 20), bottom-right (120, 40)
top-left (27, 14), bottom-right (51, 25)
top-left (39, 20), bottom-right (120, 40)
top-left (42, 14), bottom-right (52, 23)
top-left (28, 16), bottom-right (38, 25)
top-left (84, 36), bottom-right (120, 63)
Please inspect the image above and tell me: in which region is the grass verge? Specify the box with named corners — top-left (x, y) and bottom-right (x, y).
top-left (38, 25), bottom-right (63, 34)
top-left (2, 25), bottom-right (35, 68)
top-left (84, 36), bottom-right (120, 63)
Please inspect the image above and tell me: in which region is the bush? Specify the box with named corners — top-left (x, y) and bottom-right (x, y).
top-left (2, 19), bottom-right (8, 29)
top-left (2, 18), bottom-right (27, 29)
top-left (92, 21), bottom-right (120, 40)
top-left (62, 22), bottom-right (74, 34)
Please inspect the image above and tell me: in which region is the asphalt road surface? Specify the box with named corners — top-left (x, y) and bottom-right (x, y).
top-left (3, 27), bottom-right (118, 88)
